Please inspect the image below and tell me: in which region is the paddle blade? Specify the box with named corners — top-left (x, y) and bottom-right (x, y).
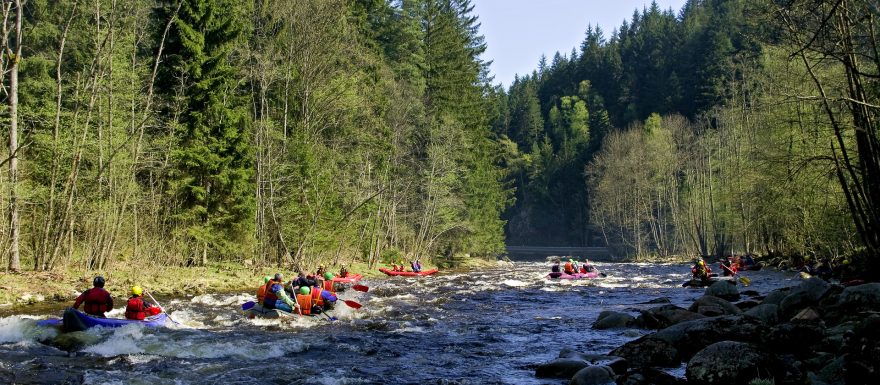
top-left (242, 301), bottom-right (255, 311)
top-left (352, 284), bottom-right (369, 292)
top-left (739, 276), bottom-right (751, 286)
top-left (342, 299), bottom-right (362, 309)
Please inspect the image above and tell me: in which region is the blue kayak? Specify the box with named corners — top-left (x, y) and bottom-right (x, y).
top-left (38, 307), bottom-right (168, 332)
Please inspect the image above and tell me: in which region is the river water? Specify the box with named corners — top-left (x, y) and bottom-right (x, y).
top-left (0, 261), bottom-right (800, 384)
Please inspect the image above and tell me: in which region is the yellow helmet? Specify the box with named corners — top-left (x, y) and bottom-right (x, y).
top-left (131, 286), bottom-right (143, 296)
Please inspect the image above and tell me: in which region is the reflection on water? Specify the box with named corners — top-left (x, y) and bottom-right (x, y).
top-left (0, 262), bottom-right (799, 384)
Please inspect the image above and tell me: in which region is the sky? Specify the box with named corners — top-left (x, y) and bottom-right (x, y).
top-left (472, 0), bottom-right (689, 87)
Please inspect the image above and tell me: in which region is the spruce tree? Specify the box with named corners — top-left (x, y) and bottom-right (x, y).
top-left (160, 0), bottom-right (253, 264)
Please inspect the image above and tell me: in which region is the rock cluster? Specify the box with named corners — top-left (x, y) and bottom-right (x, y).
top-left (539, 278), bottom-right (880, 385)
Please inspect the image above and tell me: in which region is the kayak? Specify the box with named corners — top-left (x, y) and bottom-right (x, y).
top-left (246, 303), bottom-right (300, 319)
top-left (682, 276), bottom-right (734, 287)
top-left (546, 271), bottom-right (601, 280)
top-left (378, 268), bottom-right (439, 277)
top-left (38, 307), bottom-right (168, 332)
top-left (332, 273), bottom-right (362, 283)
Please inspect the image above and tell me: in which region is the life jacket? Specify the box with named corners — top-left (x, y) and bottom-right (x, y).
top-left (257, 284), bottom-right (269, 304)
top-left (322, 280), bottom-right (335, 293)
top-left (80, 288), bottom-right (112, 316)
top-left (563, 262), bottom-right (574, 274)
top-left (311, 286), bottom-right (324, 307)
top-left (125, 296), bottom-right (149, 320)
top-left (296, 294), bottom-right (312, 315)
top-left (263, 282), bottom-right (281, 307)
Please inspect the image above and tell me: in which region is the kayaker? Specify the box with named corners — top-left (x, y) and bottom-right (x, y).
top-left (814, 258), bottom-right (833, 281)
top-left (256, 276), bottom-right (272, 304)
top-left (718, 258), bottom-right (737, 277)
top-left (692, 257), bottom-right (711, 281)
top-left (73, 276), bottom-right (114, 318)
top-left (293, 271), bottom-right (311, 289)
top-left (311, 280), bottom-right (338, 312)
top-left (563, 259), bottom-right (576, 275)
top-left (296, 286), bottom-right (313, 315)
top-left (339, 265), bottom-right (349, 278)
top-left (410, 260), bottom-right (421, 273)
top-left (316, 264), bottom-right (326, 278)
top-left (125, 286), bottom-right (161, 320)
top-left (551, 261), bottom-right (561, 273)
top-left (262, 273), bottom-right (298, 313)
top-left (580, 259), bottom-right (596, 273)
top-left (322, 272), bottom-right (337, 294)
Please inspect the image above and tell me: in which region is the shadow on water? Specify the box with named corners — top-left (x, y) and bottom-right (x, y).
top-left (0, 262), bottom-right (800, 384)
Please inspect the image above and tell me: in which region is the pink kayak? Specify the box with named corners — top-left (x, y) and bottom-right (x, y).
top-left (546, 271), bottom-right (601, 280)
top-left (379, 268), bottom-right (439, 277)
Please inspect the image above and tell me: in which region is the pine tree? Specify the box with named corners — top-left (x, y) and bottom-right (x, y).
top-left (160, 0), bottom-right (253, 264)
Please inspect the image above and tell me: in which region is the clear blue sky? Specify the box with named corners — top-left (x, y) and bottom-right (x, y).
top-left (472, 0), bottom-right (689, 87)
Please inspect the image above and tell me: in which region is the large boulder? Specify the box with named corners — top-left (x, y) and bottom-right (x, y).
top-left (807, 357), bottom-right (845, 385)
top-left (635, 304), bottom-right (705, 329)
top-left (688, 295), bottom-right (743, 317)
top-left (705, 280), bottom-right (740, 301)
top-left (824, 283), bottom-right (880, 322)
top-left (609, 336), bottom-right (679, 368)
top-left (569, 365), bottom-right (616, 385)
top-left (685, 341), bottom-right (776, 385)
top-left (766, 322), bottom-right (826, 357)
top-left (535, 359), bottom-right (591, 378)
top-left (779, 278), bottom-right (831, 317)
top-left (651, 315), bottom-right (769, 359)
top-left (592, 311), bottom-right (636, 329)
top-left (558, 350), bottom-right (628, 374)
top-left (762, 287), bottom-right (792, 306)
top-left (618, 367), bottom-right (688, 385)
top-left (537, 350), bottom-right (627, 378)
top-left (744, 304), bottom-right (780, 325)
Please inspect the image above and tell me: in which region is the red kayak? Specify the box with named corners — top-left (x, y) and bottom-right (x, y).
top-left (332, 273), bottom-right (362, 283)
top-left (378, 268), bottom-right (439, 277)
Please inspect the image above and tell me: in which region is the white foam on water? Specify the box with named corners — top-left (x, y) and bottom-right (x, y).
top-left (189, 293), bottom-right (253, 307)
top-left (0, 315), bottom-right (59, 343)
top-left (391, 325), bottom-right (426, 334)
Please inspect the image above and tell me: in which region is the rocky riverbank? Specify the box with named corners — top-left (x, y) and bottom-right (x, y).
top-left (536, 277), bottom-right (880, 385)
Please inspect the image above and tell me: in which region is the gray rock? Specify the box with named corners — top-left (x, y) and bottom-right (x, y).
top-left (779, 278), bottom-right (831, 317)
top-left (569, 365), bottom-right (616, 385)
top-left (558, 350), bottom-right (629, 374)
top-left (834, 282), bottom-right (880, 311)
top-left (744, 304), bottom-right (779, 325)
top-left (685, 341), bottom-right (775, 385)
top-left (618, 368), bottom-right (688, 385)
top-left (635, 304), bottom-right (705, 329)
top-left (705, 280), bottom-right (740, 301)
top-left (592, 311), bottom-right (635, 329)
top-left (688, 295), bottom-right (743, 317)
top-left (651, 315), bottom-right (769, 359)
top-left (766, 322), bottom-right (826, 356)
top-left (643, 297), bottom-right (672, 304)
top-left (807, 357), bottom-right (845, 385)
top-left (762, 287), bottom-right (791, 306)
top-left (609, 336), bottom-right (679, 368)
top-left (536, 358), bottom-right (591, 378)
top-left (734, 300), bottom-right (760, 311)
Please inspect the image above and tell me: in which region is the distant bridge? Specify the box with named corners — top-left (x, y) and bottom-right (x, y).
top-left (504, 246), bottom-right (616, 261)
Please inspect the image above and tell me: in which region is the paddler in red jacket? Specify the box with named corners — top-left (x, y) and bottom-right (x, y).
top-left (125, 286), bottom-right (161, 320)
top-left (73, 276), bottom-right (114, 317)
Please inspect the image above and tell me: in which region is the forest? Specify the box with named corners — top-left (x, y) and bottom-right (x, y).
top-left (1, 0), bottom-right (878, 276)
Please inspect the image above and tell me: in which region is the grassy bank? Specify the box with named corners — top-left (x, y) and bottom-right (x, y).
top-left (0, 256), bottom-right (499, 311)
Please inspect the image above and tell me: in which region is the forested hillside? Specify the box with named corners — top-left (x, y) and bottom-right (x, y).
top-left (494, 0), bottom-right (879, 270)
top-left (0, 0), bottom-right (509, 272)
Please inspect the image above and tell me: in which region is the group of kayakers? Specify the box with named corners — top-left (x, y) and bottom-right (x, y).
top-left (72, 276), bottom-right (162, 320)
top-left (550, 258), bottom-right (597, 275)
top-left (255, 267), bottom-right (341, 316)
top-left (389, 259), bottom-right (422, 273)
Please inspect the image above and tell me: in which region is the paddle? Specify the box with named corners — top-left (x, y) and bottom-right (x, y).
top-left (242, 301), bottom-right (256, 311)
top-left (720, 263), bottom-right (751, 286)
top-left (340, 299), bottom-right (362, 309)
top-left (146, 290), bottom-right (181, 325)
top-left (352, 284), bottom-right (369, 292)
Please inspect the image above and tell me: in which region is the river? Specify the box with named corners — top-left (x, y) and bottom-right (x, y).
top-left (0, 261), bottom-right (799, 384)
